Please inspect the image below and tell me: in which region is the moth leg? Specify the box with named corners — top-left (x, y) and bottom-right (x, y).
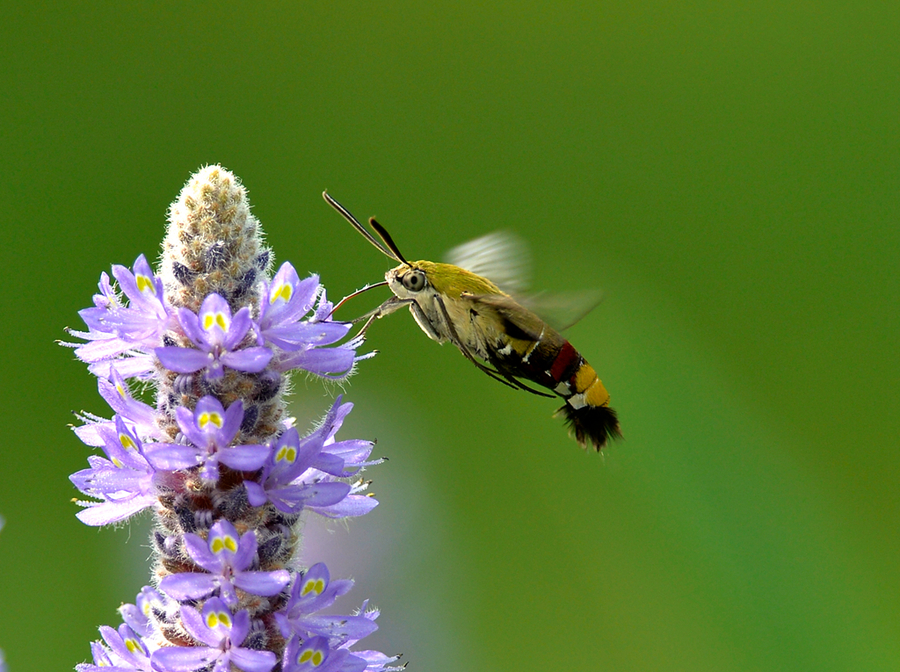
top-left (433, 295), bottom-right (521, 391)
top-left (407, 300), bottom-right (444, 342)
top-left (352, 312), bottom-right (380, 339)
top-left (350, 296), bottom-right (413, 324)
top-left (352, 296), bottom-right (417, 338)
top-left (490, 361), bottom-right (555, 398)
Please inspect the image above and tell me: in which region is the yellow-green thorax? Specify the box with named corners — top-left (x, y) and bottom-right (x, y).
top-left (390, 260), bottom-right (503, 298)
top-left (385, 260), bottom-right (507, 353)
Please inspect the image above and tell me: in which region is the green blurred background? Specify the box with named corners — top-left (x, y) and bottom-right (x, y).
top-left (1, 2), bottom-right (898, 670)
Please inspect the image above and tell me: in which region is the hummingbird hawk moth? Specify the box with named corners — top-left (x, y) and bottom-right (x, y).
top-left (324, 192), bottom-right (621, 451)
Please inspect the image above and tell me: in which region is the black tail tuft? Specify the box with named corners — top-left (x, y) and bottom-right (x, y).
top-left (555, 403), bottom-right (622, 452)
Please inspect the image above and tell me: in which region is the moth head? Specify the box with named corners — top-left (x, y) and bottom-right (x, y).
top-left (386, 263), bottom-right (429, 298)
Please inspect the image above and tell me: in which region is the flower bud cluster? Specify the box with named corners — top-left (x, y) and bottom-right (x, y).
top-left (65, 166), bottom-right (401, 671)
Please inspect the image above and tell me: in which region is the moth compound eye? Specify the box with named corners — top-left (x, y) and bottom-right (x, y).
top-left (402, 270), bottom-right (426, 292)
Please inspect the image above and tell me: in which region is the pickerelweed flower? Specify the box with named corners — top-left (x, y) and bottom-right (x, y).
top-left (65, 166), bottom-right (403, 671)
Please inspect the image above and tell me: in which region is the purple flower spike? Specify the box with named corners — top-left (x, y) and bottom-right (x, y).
top-left (156, 293), bottom-right (272, 380)
top-left (159, 520), bottom-right (289, 607)
top-left (67, 167), bottom-right (396, 670)
top-left (151, 599), bottom-right (276, 672)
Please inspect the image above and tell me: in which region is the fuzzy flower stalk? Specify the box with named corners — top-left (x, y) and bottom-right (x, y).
top-left (64, 166), bottom-right (403, 672)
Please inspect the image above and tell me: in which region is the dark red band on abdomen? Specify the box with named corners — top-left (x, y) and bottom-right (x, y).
top-left (549, 340), bottom-right (578, 382)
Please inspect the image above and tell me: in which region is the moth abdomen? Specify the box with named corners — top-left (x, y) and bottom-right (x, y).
top-left (549, 342), bottom-right (620, 451)
top-left (495, 328), bottom-right (621, 451)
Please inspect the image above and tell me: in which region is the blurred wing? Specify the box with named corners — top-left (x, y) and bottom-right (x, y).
top-left (445, 231), bottom-right (530, 294)
top-left (448, 231), bottom-right (602, 331)
top-left (469, 289), bottom-right (602, 335)
top-left (519, 289), bottom-right (603, 331)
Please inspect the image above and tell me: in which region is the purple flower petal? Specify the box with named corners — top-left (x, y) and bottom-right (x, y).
top-left (264, 321), bottom-right (350, 351)
top-left (155, 346), bottom-right (210, 374)
top-left (179, 603), bottom-right (218, 646)
top-left (219, 399), bottom-right (245, 443)
top-left (176, 306), bottom-right (205, 346)
top-left (75, 495), bottom-right (158, 526)
top-left (244, 480), bottom-right (267, 506)
top-left (223, 307), bottom-right (253, 350)
top-left (230, 648), bottom-right (277, 672)
top-left (151, 645), bottom-right (218, 672)
top-left (232, 525), bottom-right (257, 569)
top-left (269, 481), bottom-right (352, 515)
top-left (311, 494), bottom-right (379, 519)
top-left (143, 443), bottom-right (200, 471)
top-left (276, 347), bottom-right (356, 376)
top-left (261, 266), bottom-right (319, 326)
top-left (221, 346), bottom-right (273, 373)
top-left (159, 572), bottom-right (217, 601)
top-left (234, 570), bottom-right (291, 597)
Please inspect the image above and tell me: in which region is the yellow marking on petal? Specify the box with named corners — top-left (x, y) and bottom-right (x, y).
top-left (211, 534), bottom-right (238, 554)
top-left (125, 637), bottom-right (141, 653)
top-left (203, 311), bottom-right (230, 332)
top-left (298, 649), bottom-right (324, 666)
top-left (275, 446), bottom-right (297, 463)
top-left (271, 282), bottom-right (292, 304)
top-left (218, 612), bottom-right (231, 628)
top-left (119, 434), bottom-right (137, 451)
top-left (206, 612), bottom-right (219, 628)
top-left (198, 412), bottom-right (224, 429)
top-left (112, 457), bottom-right (124, 468)
top-left (136, 274), bottom-right (155, 295)
top-left (116, 382), bottom-right (127, 399)
top-left (301, 578), bottom-right (325, 596)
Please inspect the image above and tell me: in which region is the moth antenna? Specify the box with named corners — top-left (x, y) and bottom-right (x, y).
top-left (323, 191), bottom-right (401, 262)
top-left (369, 217), bottom-right (410, 266)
